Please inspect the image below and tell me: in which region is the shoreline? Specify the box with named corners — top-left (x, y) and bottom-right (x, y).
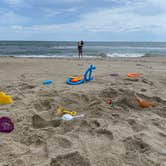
top-left (1, 55), bottom-right (166, 65)
top-left (1, 54), bottom-right (166, 59)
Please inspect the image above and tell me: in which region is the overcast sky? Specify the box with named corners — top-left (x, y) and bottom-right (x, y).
top-left (0, 0), bottom-right (166, 41)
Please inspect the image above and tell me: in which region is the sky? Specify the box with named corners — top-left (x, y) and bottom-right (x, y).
top-left (0, 0), bottom-right (166, 41)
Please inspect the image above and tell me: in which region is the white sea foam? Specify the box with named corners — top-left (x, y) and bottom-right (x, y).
top-left (14, 54), bottom-right (102, 59)
top-left (106, 53), bottom-right (144, 58)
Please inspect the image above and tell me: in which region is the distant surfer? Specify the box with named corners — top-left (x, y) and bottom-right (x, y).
top-left (77, 40), bottom-right (84, 59)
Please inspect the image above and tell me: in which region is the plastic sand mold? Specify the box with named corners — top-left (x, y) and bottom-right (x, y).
top-left (0, 117), bottom-right (14, 133)
top-left (43, 80), bottom-right (53, 85)
top-left (135, 95), bottom-right (157, 108)
top-left (57, 106), bottom-right (77, 116)
top-left (69, 75), bottom-right (83, 82)
top-left (128, 73), bottom-right (142, 78)
top-left (66, 64), bottom-right (96, 85)
top-left (0, 92), bottom-right (13, 104)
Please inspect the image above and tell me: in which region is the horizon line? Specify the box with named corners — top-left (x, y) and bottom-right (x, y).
top-left (0, 40), bottom-right (166, 43)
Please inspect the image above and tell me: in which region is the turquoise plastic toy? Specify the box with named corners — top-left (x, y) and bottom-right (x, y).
top-left (43, 80), bottom-right (53, 85)
top-left (66, 64), bottom-right (96, 85)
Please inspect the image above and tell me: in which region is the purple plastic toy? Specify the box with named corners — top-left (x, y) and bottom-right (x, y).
top-left (110, 73), bottom-right (119, 77)
top-left (0, 117), bottom-right (14, 133)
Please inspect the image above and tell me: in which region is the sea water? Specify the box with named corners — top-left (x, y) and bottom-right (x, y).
top-left (0, 41), bottom-right (166, 58)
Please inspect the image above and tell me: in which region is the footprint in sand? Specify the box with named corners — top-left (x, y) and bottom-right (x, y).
top-left (99, 87), bottom-right (118, 98)
top-left (122, 135), bottom-right (154, 166)
top-left (46, 136), bottom-right (73, 159)
top-left (127, 119), bottom-right (145, 132)
top-left (89, 119), bottom-right (101, 129)
top-left (140, 88), bottom-right (147, 92)
top-left (123, 136), bottom-right (151, 154)
top-left (27, 138), bottom-right (50, 165)
top-left (96, 128), bottom-right (114, 140)
top-left (32, 114), bottom-right (61, 129)
top-left (50, 151), bottom-right (91, 166)
top-left (79, 119), bottom-right (113, 140)
top-left (153, 107), bottom-right (166, 118)
top-left (33, 99), bottom-right (53, 112)
top-left (30, 139), bottom-right (48, 157)
top-left (12, 159), bottom-right (26, 166)
top-left (80, 94), bottom-right (90, 102)
top-left (79, 119), bottom-right (107, 133)
top-left (19, 82), bottom-right (36, 90)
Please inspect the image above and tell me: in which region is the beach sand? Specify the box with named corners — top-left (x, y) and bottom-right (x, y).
top-left (0, 57), bottom-right (166, 166)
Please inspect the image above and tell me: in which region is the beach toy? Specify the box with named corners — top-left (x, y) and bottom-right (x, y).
top-left (66, 64), bottom-right (96, 85)
top-left (62, 114), bottom-right (73, 121)
top-left (0, 117), bottom-right (14, 133)
top-left (107, 99), bottom-right (114, 107)
top-left (70, 76), bottom-right (83, 82)
top-left (110, 73), bottom-right (119, 77)
top-left (57, 106), bottom-right (77, 116)
top-left (135, 95), bottom-right (157, 108)
top-left (66, 78), bottom-right (84, 85)
top-left (62, 114), bottom-right (85, 121)
top-left (108, 99), bottom-right (112, 105)
top-left (128, 73), bottom-right (142, 78)
top-left (0, 92), bottom-right (13, 104)
top-left (43, 80), bottom-right (53, 85)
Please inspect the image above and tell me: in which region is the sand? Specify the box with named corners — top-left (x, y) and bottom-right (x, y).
top-left (0, 56), bottom-right (166, 166)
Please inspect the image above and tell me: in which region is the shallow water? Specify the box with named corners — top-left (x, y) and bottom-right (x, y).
top-left (0, 41), bottom-right (166, 58)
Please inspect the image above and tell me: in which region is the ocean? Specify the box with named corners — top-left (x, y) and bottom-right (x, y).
top-left (0, 41), bottom-right (166, 58)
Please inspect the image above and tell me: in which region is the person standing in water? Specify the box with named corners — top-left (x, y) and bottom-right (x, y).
top-left (77, 40), bottom-right (84, 59)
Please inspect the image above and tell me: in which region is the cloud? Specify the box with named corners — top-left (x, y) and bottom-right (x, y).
top-left (0, 11), bottom-right (30, 25)
top-left (3, 0), bottom-right (31, 8)
top-left (3, 0), bottom-right (83, 5)
top-left (53, 0), bottom-right (83, 3)
top-left (3, 0), bottom-right (25, 5)
top-left (41, 7), bottom-right (78, 18)
top-left (0, 0), bottom-right (166, 40)
top-left (74, 0), bottom-right (166, 33)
